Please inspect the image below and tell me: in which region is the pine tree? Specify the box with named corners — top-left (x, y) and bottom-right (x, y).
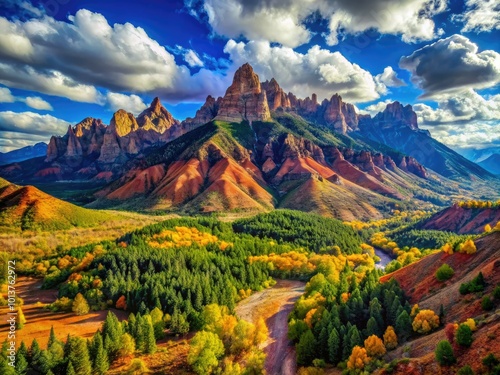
top-left (328, 328), bottom-right (341, 364)
top-left (94, 343), bottom-right (110, 375)
top-left (68, 337), bottom-right (91, 375)
top-left (395, 310), bottom-right (412, 341)
top-left (15, 351), bottom-right (28, 375)
top-left (296, 330), bottom-right (316, 366)
top-left (142, 315), bottom-right (157, 354)
top-left (366, 316), bottom-right (381, 337)
top-left (30, 339), bottom-right (42, 372)
top-left (435, 340), bottom-right (456, 365)
top-left (66, 361), bottom-right (76, 375)
top-left (48, 326), bottom-right (58, 349)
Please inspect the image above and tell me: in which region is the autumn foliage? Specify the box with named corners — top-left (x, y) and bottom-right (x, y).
top-left (383, 326), bottom-right (398, 350)
top-left (347, 346), bottom-right (371, 370)
top-left (412, 309), bottom-right (440, 334)
top-left (364, 335), bottom-right (386, 358)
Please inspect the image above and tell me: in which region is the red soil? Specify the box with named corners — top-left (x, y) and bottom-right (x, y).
top-left (0, 277), bottom-right (128, 349)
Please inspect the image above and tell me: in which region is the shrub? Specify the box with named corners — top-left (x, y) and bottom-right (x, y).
top-left (482, 353), bottom-right (500, 369)
top-left (435, 264), bottom-right (454, 282)
top-left (460, 272), bottom-right (486, 295)
top-left (493, 285), bottom-right (500, 300)
top-left (457, 365), bottom-right (474, 375)
top-left (435, 340), bottom-right (456, 366)
top-left (455, 324), bottom-right (473, 347)
top-left (481, 296), bottom-right (494, 311)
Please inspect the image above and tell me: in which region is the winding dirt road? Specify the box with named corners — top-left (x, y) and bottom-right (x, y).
top-left (235, 279), bottom-right (305, 375)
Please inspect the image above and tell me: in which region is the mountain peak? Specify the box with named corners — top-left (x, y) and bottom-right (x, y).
top-left (215, 63), bottom-right (271, 122)
top-left (150, 97), bottom-right (162, 113)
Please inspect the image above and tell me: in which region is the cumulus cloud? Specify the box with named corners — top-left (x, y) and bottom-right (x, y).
top-left (0, 9), bottom-right (228, 102)
top-left (399, 35), bottom-right (500, 99)
top-left (0, 87), bottom-right (53, 110)
top-left (414, 90), bottom-right (500, 149)
top-left (23, 96), bottom-right (53, 110)
top-left (0, 111), bottom-right (70, 137)
top-left (375, 67), bottom-right (406, 94)
top-left (106, 93), bottom-right (147, 115)
top-left (188, 0), bottom-right (447, 47)
top-left (224, 39), bottom-right (383, 102)
top-left (453, 0), bottom-right (500, 33)
top-left (167, 45), bottom-right (204, 68)
top-left (358, 99), bottom-right (395, 116)
top-left (0, 87), bottom-right (15, 103)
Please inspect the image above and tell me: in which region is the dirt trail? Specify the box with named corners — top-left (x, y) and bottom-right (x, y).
top-left (235, 279), bottom-right (305, 375)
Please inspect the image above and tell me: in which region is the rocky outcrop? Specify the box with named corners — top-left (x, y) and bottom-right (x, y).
top-left (398, 156), bottom-right (427, 179)
top-left (290, 93), bottom-right (358, 134)
top-left (137, 97), bottom-right (179, 133)
top-left (370, 101), bottom-right (418, 130)
top-left (261, 78), bottom-right (291, 110)
top-left (183, 95), bottom-right (222, 126)
top-left (215, 63), bottom-right (271, 123)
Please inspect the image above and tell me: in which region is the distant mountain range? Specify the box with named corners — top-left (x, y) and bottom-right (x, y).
top-left (0, 63), bottom-right (498, 218)
top-left (0, 142), bottom-right (47, 166)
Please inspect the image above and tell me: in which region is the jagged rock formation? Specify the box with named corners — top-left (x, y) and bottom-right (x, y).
top-left (215, 63), bottom-right (271, 123)
top-left (261, 78), bottom-right (291, 110)
top-left (137, 97), bottom-right (180, 133)
top-left (183, 95), bottom-right (222, 126)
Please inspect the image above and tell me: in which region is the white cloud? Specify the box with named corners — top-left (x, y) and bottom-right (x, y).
top-left (358, 99), bottom-right (394, 116)
top-left (0, 87), bottom-right (15, 103)
top-left (414, 90), bottom-right (500, 149)
top-left (0, 9), bottom-right (228, 102)
top-left (0, 63), bottom-right (103, 103)
top-left (454, 0), bottom-right (500, 33)
top-left (224, 40), bottom-right (383, 102)
top-left (201, 0), bottom-right (312, 48)
top-left (188, 0), bottom-right (447, 47)
top-left (0, 87), bottom-right (53, 110)
top-left (0, 111), bottom-right (71, 137)
top-left (23, 96), bottom-right (53, 110)
top-left (184, 49), bottom-right (204, 68)
top-left (106, 92), bottom-right (147, 115)
top-left (375, 66), bottom-right (406, 94)
top-left (0, 131), bottom-right (49, 152)
top-left (400, 35), bottom-right (500, 99)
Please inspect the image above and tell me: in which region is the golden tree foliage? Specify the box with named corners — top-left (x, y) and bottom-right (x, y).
top-left (458, 239), bottom-right (477, 254)
top-left (364, 335), bottom-right (386, 358)
top-left (495, 221), bottom-right (500, 230)
top-left (347, 346), bottom-right (371, 370)
top-left (254, 317), bottom-right (268, 345)
top-left (148, 226), bottom-right (232, 250)
top-left (441, 243), bottom-right (453, 255)
top-left (462, 318), bottom-right (477, 332)
top-left (485, 224), bottom-right (492, 233)
top-left (383, 326), bottom-right (398, 350)
top-left (412, 309), bottom-right (440, 334)
top-left (410, 304), bottom-right (419, 317)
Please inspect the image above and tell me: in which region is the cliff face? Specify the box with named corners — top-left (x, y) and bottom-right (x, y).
top-left (215, 63), bottom-right (271, 123)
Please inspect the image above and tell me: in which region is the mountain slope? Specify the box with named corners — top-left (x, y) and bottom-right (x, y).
top-left (380, 231), bottom-right (500, 374)
top-left (0, 178), bottom-right (115, 231)
top-left (0, 143), bottom-right (47, 166)
top-left (419, 204), bottom-right (500, 234)
top-left (479, 154), bottom-right (500, 175)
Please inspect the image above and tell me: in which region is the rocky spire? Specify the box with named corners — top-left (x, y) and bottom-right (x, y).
top-left (215, 63), bottom-right (271, 123)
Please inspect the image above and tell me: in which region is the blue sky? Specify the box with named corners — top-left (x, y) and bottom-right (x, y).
top-left (0, 0), bottom-right (499, 153)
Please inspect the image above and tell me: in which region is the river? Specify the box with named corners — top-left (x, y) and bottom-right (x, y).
top-left (374, 247), bottom-right (395, 269)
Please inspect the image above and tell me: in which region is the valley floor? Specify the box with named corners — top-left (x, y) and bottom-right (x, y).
top-left (235, 279), bottom-right (306, 375)
top-left (0, 277), bottom-right (128, 349)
